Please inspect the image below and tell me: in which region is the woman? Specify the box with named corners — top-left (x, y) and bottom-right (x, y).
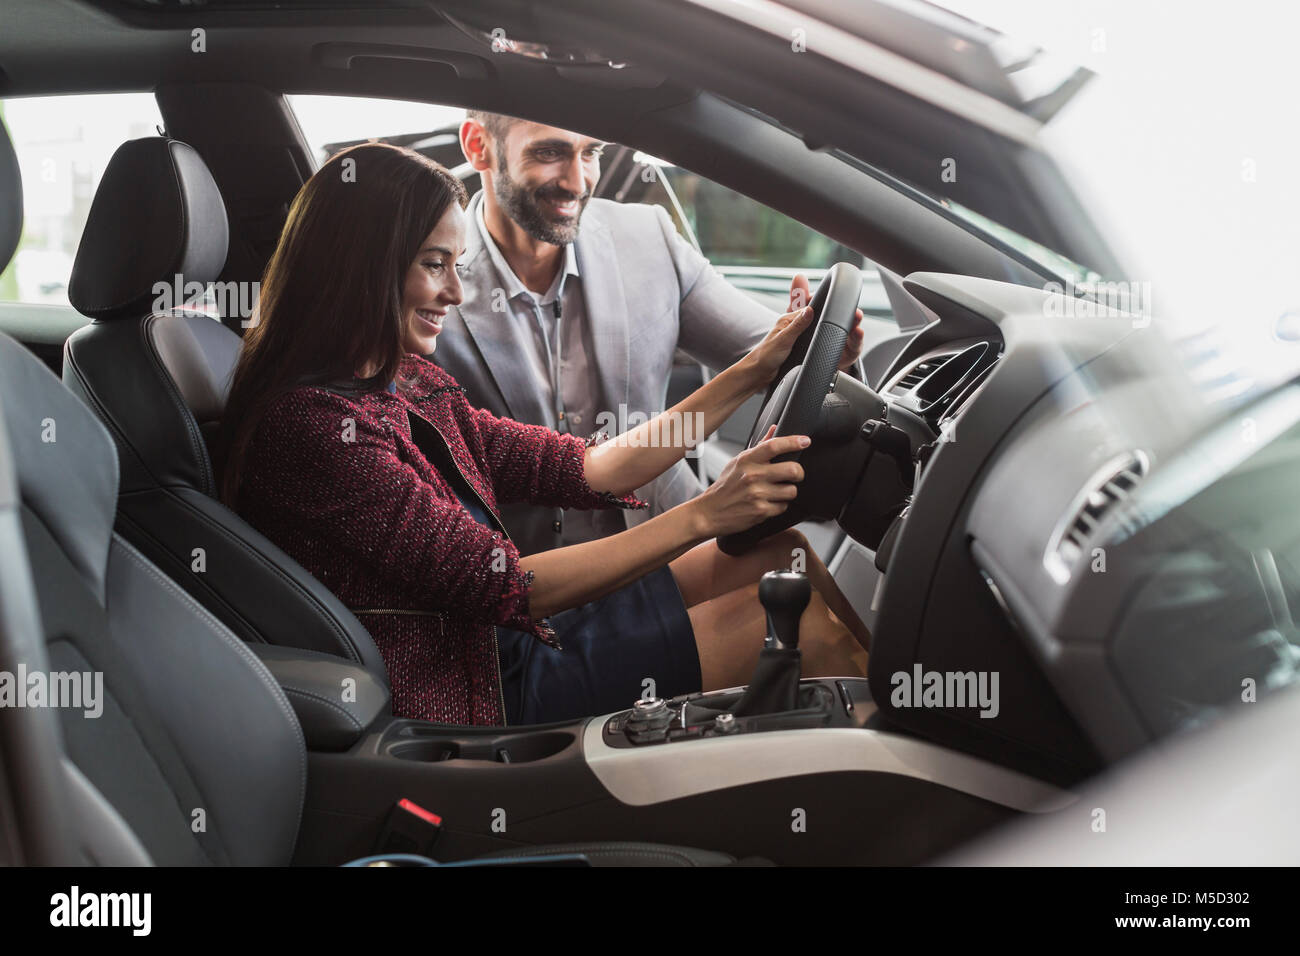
top-left (220, 143), bottom-right (871, 726)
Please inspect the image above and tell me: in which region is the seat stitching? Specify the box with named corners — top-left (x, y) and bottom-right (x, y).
top-left (146, 485), bottom-right (371, 668)
top-left (75, 660), bottom-right (227, 865)
top-left (279, 686), bottom-right (364, 732)
top-left (112, 534), bottom-right (307, 843)
top-left (25, 526), bottom-right (225, 864)
top-left (114, 504), bottom-right (263, 645)
top-left (142, 313), bottom-right (212, 495)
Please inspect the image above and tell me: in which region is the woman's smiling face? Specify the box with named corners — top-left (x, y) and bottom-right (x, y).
top-left (400, 202), bottom-right (468, 356)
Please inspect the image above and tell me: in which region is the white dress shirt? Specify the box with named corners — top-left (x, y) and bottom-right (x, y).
top-left (474, 201), bottom-right (624, 545)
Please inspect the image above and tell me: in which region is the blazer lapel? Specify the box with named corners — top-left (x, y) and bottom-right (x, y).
top-left (574, 211), bottom-right (630, 419)
top-left (450, 193), bottom-right (552, 426)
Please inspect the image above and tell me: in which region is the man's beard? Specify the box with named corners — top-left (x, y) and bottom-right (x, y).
top-left (492, 157), bottom-right (590, 245)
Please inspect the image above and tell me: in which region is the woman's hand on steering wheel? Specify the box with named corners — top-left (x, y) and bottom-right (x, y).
top-left (789, 273), bottom-right (866, 374)
top-left (780, 273), bottom-right (863, 374)
top-left (743, 274), bottom-right (867, 392)
top-left (785, 274), bottom-right (868, 374)
top-left (688, 426), bottom-right (810, 538)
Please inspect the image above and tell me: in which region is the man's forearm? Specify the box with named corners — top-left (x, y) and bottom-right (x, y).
top-left (520, 500), bottom-right (707, 618)
top-left (583, 359), bottom-right (760, 495)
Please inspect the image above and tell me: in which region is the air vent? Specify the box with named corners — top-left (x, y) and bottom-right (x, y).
top-left (1045, 451), bottom-right (1151, 584)
top-left (888, 343), bottom-right (999, 426)
top-left (888, 354), bottom-right (957, 397)
top-left (936, 360), bottom-right (997, 429)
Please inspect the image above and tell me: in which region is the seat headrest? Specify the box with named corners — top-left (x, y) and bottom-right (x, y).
top-left (69, 138), bottom-right (229, 321)
top-left (0, 333), bottom-right (118, 604)
top-left (0, 117), bottom-right (22, 270)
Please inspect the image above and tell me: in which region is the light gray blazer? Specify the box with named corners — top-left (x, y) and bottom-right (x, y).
top-left (432, 192), bottom-right (773, 555)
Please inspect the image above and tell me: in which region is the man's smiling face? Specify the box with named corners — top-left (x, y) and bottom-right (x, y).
top-left (488, 120), bottom-right (606, 245)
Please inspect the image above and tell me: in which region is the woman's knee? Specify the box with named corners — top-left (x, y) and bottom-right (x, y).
top-left (804, 631), bottom-right (868, 677)
top-left (799, 596), bottom-right (868, 677)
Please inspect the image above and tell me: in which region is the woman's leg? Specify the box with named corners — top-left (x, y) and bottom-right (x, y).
top-left (670, 528), bottom-right (871, 652)
top-left (687, 582), bottom-right (868, 691)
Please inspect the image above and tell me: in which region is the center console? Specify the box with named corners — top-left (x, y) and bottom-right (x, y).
top-left (603, 570), bottom-right (875, 748)
top-left (292, 572), bottom-right (1076, 866)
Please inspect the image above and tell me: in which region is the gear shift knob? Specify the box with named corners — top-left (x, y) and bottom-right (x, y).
top-left (729, 571), bottom-right (810, 718)
top-left (759, 570), bottom-right (811, 650)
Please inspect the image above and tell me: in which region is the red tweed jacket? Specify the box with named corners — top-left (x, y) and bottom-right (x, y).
top-left (235, 353), bottom-right (645, 726)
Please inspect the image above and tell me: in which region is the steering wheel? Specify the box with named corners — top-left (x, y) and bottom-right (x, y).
top-left (717, 262), bottom-right (865, 556)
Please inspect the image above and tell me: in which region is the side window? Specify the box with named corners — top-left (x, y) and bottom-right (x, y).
top-left (656, 163), bottom-right (891, 322)
top-left (288, 95), bottom-right (467, 169)
top-left (600, 150), bottom-right (891, 322)
top-left (0, 93), bottom-right (164, 305)
top-left (663, 166), bottom-right (860, 269)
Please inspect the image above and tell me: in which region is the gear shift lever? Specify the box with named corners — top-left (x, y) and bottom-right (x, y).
top-left (730, 570), bottom-right (809, 717)
top-left (761, 571), bottom-right (811, 649)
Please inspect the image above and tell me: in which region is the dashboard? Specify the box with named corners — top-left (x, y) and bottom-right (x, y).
top-left (855, 272), bottom-right (1290, 784)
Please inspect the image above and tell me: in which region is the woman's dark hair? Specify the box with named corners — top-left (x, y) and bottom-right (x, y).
top-left (217, 143), bottom-right (467, 506)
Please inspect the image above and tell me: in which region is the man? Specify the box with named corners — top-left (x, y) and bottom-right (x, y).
top-left (434, 110), bottom-right (861, 555)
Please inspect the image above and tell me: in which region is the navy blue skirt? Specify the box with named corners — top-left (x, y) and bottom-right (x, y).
top-left (497, 564), bottom-right (700, 725)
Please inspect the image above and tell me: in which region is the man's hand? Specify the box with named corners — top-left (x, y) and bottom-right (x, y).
top-left (787, 273), bottom-right (865, 373)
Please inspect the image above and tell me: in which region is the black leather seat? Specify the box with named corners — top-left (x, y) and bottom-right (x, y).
top-left (61, 137), bottom-right (386, 677)
top-left (0, 121), bottom-right (752, 867)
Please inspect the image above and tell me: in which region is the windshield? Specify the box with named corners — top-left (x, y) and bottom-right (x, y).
top-left (943, 201), bottom-right (1097, 285)
top-left (926, 0), bottom-right (1300, 381)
